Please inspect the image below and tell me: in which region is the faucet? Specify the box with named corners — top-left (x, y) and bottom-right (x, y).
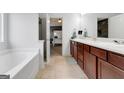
top-left (113, 40), bottom-right (120, 44)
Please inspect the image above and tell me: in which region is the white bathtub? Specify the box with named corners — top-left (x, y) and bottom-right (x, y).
top-left (0, 49), bottom-right (40, 79)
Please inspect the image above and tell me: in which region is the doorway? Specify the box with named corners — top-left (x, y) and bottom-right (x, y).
top-left (50, 18), bottom-right (63, 56)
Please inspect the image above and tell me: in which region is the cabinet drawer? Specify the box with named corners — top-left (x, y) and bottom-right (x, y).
top-left (78, 43), bottom-right (83, 48)
top-left (98, 59), bottom-right (124, 79)
top-left (84, 44), bottom-right (90, 52)
top-left (91, 47), bottom-right (107, 61)
top-left (108, 52), bottom-right (124, 71)
top-left (78, 43), bottom-right (83, 52)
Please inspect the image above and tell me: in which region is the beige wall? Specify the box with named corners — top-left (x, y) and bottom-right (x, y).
top-left (50, 18), bottom-right (62, 26)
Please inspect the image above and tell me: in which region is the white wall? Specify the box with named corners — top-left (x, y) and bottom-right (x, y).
top-left (8, 13), bottom-right (45, 68)
top-left (81, 13), bottom-right (120, 37)
top-left (0, 14), bottom-right (2, 41)
top-left (0, 14), bottom-right (8, 50)
top-left (109, 14), bottom-right (124, 39)
top-left (50, 18), bottom-right (62, 26)
top-left (49, 13), bottom-right (81, 56)
top-left (39, 13), bottom-right (47, 41)
top-left (8, 13), bottom-right (39, 48)
top-left (0, 42), bottom-right (7, 50)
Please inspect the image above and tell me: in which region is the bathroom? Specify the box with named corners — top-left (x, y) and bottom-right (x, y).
top-left (1, 0), bottom-right (124, 92)
top-left (0, 13), bottom-right (124, 79)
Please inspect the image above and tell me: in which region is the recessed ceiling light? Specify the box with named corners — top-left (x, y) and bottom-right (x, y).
top-left (58, 18), bottom-right (62, 23)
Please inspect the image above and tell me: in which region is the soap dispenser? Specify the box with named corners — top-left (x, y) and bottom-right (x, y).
top-left (84, 28), bottom-right (88, 37)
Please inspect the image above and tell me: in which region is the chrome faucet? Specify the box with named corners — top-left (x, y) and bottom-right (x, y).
top-left (113, 40), bottom-right (120, 44)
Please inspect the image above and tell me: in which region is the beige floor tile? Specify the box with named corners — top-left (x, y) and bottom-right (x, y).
top-left (35, 45), bottom-right (88, 79)
top-left (36, 56), bottom-right (88, 79)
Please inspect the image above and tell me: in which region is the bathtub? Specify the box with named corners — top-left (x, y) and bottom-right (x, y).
top-left (0, 49), bottom-right (40, 79)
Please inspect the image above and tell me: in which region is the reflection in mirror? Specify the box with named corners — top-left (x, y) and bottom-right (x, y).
top-left (97, 13), bottom-right (124, 39)
top-left (97, 18), bottom-right (108, 38)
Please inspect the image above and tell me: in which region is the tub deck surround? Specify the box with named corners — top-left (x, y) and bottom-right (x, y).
top-left (38, 40), bottom-right (44, 69)
top-left (0, 48), bottom-right (40, 79)
top-left (71, 38), bottom-right (124, 55)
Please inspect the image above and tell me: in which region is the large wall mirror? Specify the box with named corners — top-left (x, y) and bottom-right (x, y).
top-left (97, 13), bottom-right (124, 39)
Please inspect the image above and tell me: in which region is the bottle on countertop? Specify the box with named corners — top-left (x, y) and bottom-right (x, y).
top-left (84, 28), bottom-right (88, 37)
top-left (71, 28), bottom-right (77, 39)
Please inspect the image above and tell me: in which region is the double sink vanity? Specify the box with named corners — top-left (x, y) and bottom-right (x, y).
top-left (70, 38), bottom-right (124, 79)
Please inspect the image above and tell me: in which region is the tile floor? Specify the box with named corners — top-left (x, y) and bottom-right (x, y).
top-left (36, 56), bottom-right (88, 79)
top-left (50, 44), bottom-right (62, 56)
top-left (36, 45), bottom-right (88, 79)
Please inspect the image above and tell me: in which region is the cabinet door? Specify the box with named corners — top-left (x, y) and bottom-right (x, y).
top-left (74, 45), bottom-right (78, 61)
top-left (98, 59), bottom-right (124, 79)
top-left (77, 43), bottom-right (83, 61)
top-left (84, 51), bottom-right (97, 79)
top-left (70, 41), bottom-right (74, 57)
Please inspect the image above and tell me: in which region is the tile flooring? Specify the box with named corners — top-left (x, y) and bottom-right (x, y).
top-left (50, 44), bottom-right (62, 56)
top-left (36, 45), bottom-right (88, 79)
top-left (36, 56), bottom-right (88, 79)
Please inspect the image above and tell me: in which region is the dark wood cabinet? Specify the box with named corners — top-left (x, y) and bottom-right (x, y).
top-left (70, 40), bottom-right (124, 79)
top-left (84, 46), bottom-right (97, 79)
top-left (98, 59), bottom-right (124, 79)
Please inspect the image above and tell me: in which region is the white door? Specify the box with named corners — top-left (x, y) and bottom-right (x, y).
top-left (46, 14), bottom-right (50, 63)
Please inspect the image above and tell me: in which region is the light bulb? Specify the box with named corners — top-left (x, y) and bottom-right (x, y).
top-left (58, 18), bottom-right (62, 23)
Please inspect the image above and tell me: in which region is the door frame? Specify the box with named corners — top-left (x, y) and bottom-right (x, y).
top-left (49, 17), bottom-right (63, 56)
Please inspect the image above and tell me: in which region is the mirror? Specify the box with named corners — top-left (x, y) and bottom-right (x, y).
top-left (97, 13), bottom-right (124, 39)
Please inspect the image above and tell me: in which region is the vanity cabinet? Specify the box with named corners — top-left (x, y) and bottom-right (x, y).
top-left (84, 45), bottom-right (97, 79)
top-left (70, 40), bottom-right (124, 79)
top-left (98, 59), bottom-right (124, 79)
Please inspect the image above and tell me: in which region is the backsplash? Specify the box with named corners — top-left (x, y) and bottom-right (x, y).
top-left (0, 42), bottom-right (8, 50)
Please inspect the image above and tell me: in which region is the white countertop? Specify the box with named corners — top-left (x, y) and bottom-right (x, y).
top-left (71, 38), bottom-right (124, 55)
